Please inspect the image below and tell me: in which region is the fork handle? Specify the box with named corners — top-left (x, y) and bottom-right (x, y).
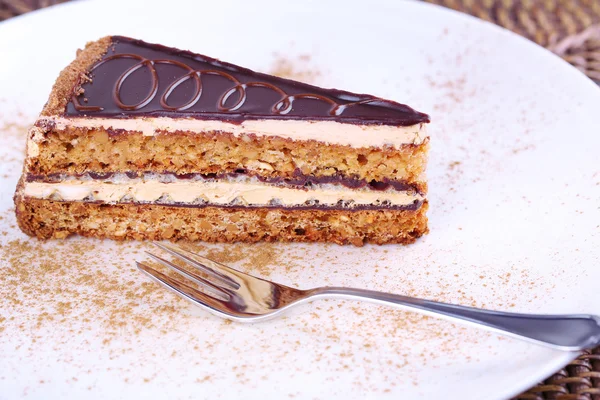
top-left (308, 287), bottom-right (600, 351)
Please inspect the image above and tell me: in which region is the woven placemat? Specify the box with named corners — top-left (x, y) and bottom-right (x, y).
top-left (426, 0), bottom-right (600, 82)
top-left (1, 0), bottom-right (599, 399)
top-left (0, 0), bottom-right (67, 20)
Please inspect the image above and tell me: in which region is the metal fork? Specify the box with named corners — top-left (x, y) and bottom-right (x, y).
top-left (137, 242), bottom-right (600, 351)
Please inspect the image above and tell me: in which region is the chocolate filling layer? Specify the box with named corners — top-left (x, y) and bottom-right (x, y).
top-left (34, 197), bottom-right (424, 212)
top-left (26, 170), bottom-right (425, 195)
top-left (65, 36), bottom-right (429, 126)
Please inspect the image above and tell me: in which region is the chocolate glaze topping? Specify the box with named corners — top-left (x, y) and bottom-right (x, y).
top-left (65, 36), bottom-right (430, 126)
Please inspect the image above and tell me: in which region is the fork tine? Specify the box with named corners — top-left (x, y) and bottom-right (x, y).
top-left (145, 252), bottom-right (231, 300)
top-left (185, 252), bottom-right (263, 281)
top-left (136, 262), bottom-right (231, 315)
top-left (153, 242), bottom-right (240, 289)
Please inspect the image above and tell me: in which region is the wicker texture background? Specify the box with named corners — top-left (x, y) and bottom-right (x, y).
top-left (0, 0), bottom-right (598, 399)
top-left (0, 0), bottom-right (67, 20)
top-left (427, 0), bottom-right (600, 82)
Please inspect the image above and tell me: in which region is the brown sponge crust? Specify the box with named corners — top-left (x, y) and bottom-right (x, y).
top-left (40, 37), bottom-right (112, 116)
top-left (28, 127), bottom-right (429, 184)
top-left (15, 196), bottom-right (428, 246)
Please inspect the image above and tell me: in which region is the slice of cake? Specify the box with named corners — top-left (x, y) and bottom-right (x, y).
top-left (14, 36), bottom-right (430, 246)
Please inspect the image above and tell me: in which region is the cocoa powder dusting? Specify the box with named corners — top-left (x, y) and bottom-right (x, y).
top-left (269, 53), bottom-right (322, 84)
top-left (0, 218), bottom-right (556, 396)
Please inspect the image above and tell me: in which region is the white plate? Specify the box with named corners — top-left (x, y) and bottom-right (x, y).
top-left (1, 0), bottom-right (599, 399)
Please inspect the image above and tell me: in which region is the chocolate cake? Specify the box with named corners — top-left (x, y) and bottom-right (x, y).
top-left (14, 36), bottom-right (430, 246)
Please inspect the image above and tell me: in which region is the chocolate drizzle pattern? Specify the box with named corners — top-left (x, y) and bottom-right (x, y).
top-left (66, 36), bottom-right (430, 126)
top-left (73, 53), bottom-right (389, 116)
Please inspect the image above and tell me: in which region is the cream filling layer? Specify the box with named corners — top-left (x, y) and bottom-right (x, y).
top-left (22, 178), bottom-right (424, 207)
top-left (35, 117), bottom-right (428, 148)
